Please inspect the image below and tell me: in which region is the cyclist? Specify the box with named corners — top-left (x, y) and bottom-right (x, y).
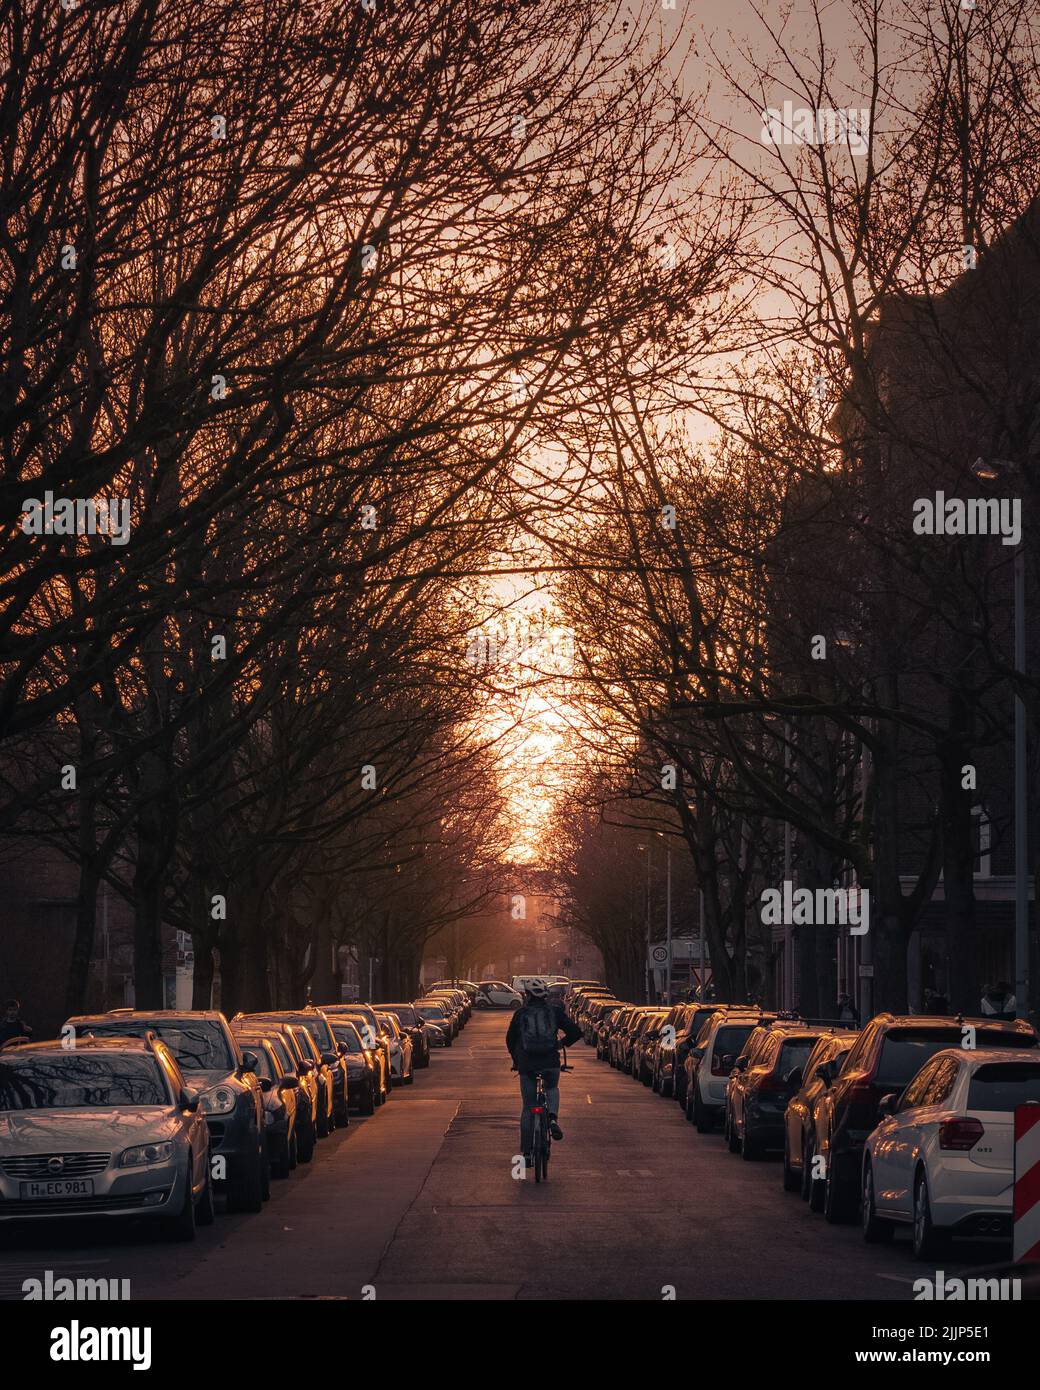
top-left (506, 979), bottom-right (581, 1168)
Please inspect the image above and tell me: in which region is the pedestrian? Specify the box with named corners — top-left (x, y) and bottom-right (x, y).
top-left (835, 991), bottom-right (860, 1025)
top-left (0, 998), bottom-right (33, 1048)
top-left (980, 981), bottom-right (1016, 1021)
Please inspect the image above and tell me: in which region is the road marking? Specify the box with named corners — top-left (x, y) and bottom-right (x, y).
top-left (636, 1168), bottom-right (653, 1177)
top-left (586, 1094), bottom-right (592, 1104)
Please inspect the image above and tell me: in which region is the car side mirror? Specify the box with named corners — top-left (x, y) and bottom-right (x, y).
top-left (877, 1093), bottom-right (898, 1119)
top-left (298, 1058), bottom-right (314, 1073)
top-left (180, 1087), bottom-right (200, 1112)
top-left (785, 1067), bottom-right (803, 1092)
top-left (258, 1076), bottom-right (273, 1093)
top-left (240, 1050), bottom-right (259, 1073)
top-left (321, 1051), bottom-right (337, 1065)
top-left (721, 1054), bottom-right (737, 1070)
top-left (691, 1046), bottom-right (705, 1060)
top-left (279, 1074), bottom-right (300, 1091)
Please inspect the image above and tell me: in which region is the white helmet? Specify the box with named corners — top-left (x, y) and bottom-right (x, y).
top-left (526, 980), bottom-right (549, 1000)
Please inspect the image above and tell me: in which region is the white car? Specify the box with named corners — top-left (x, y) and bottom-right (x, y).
top-left (476, 981), bottom-right (523, 1009)
top-left (0, 1035), bottom-right (213, 1240)
top-left (375, 1013), bottom-right (414, 1085)
top-left (861, 1046), bottom-right (1040, 1258)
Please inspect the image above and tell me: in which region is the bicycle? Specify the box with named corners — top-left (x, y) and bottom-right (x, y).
top-left (529, 1049), bottom-right (572, 1185)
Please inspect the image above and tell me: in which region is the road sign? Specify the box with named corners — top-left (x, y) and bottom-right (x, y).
top-left (1013, 1103), bottom-right (1040, 1262)
top-left (650, 945), bottom-right (668, 965)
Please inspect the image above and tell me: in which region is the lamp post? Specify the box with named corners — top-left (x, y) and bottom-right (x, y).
top-left (637, 843), bottom-right (651, 1003)
top-left (970, 457), bottom-right (1029, 1018)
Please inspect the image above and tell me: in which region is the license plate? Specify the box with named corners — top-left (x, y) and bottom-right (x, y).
top-left (19, 1179), bottom-right (94, 1199)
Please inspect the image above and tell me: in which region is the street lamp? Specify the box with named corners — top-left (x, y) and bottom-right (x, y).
top-left (970, 457), bottom-right (1029, 1019)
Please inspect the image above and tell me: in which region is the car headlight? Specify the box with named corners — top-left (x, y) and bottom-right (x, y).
top-left (199, 1084), bottom-right (238, 1115)
top-left (119, 1141), bottom-right (174, 1168)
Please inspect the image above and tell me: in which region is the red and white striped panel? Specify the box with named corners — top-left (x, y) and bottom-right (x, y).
top-left (1013, 1103), bottom-right (1040, 1263)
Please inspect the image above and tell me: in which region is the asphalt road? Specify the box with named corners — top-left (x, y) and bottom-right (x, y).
top-left (0, 1012), bottom-right (1012, 1301)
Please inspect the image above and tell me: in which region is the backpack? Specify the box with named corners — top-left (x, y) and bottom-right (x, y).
top-left (518, 1003), bottom-right (558, 1055)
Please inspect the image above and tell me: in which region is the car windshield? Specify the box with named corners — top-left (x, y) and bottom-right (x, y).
top-left (385, 1008), bottom-right (417, 1025)
top-left (417, 1005), bottom-right (446, 1019)
top-left (714, 1025), bottom-right (756, 1055)
top-left (82, 1019), bottom-right (232, 1072)
top-left (968, 1063), bottom-right (1040, 1110)
top-left (877, 1029), bottom-right (1029, 1088)
top-left (0, 1053), bottom-right (168, 1110)
top-left (778, 1040), bottom-right (816, 1073)
top-left (331, 1023), bottom-right (365, 1053)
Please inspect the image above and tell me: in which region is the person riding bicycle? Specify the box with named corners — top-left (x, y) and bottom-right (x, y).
top-left (506, 980), bottom-right (581, 1168)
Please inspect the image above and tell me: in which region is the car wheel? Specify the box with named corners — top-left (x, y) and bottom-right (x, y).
top-left (741, 1119), bottom-right (763, 1161)
top-left (808, 1144), bottom-right (826, 1213)
top-left (360, 1080), bottom-right (376, 1115)
top-left (726, 1107), bottom-right (740, 1152)
top-left (196, 1172), bottom-right (216, 1226)
top-left (261, 1148), bottom-right (271, 1201)
top-left (800, 1133), bottom-right (814, 1202)
top-left (824, 1153), bottom-right (854, 1224)
top-left (273, 1135), bottom-right (291, 1180)
top-left (912, 1171), bottom-right (945, 1260)
top-left (405, 1065), bottom-right (415, 1085)
top-left (289, 1131), bottom-right (299, 1170)
top-left (783, 1134), bottom-right (800, 1191)
top-left (862, 1161), bottom-right (894, 1243)
top-left (316, 1100), bottom-right (331, 1138)
top-left (161, 1175), bottom-right (197, 1242)
top-left (297, 1122), bottom-right (315, 1163)
top-left (227, 1141), bottom-right (265, 1213)
top-left (694, 1092), bottom-right (713, 1133)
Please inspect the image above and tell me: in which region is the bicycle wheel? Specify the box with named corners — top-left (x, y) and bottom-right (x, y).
top-left (533, 1117), bottom-right (548, 1183)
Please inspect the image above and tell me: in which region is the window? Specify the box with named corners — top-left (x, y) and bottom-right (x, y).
top-left (923, 1057), bottom-right (960, 1106)
top-left (900, 1058), bottom-right (940, 1110)
top-left (0, 1053), bottom-right (168, 1110)
top-left (967, 1063), bottom-right (1040, 1111)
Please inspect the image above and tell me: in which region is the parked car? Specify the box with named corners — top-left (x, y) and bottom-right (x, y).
top-left (475, 981), bottom-right (523, 1010)
top-left (633, 1010), bottom-right (671, 1084)
top-left (609, 1007), bottom-right (651, 1069)
top-left (782, 1031), bottom-right (859, 1196)
top-left (593, 1003), bottom-right (630, 1060)
top-left (812, 1012), bottom-right (1038, 1223)
top-left (429, 979), bottom-right (479, 1003)
top-left (231, 1020), bottom-right (317, 1161)
top-left (618, 1009), bottom-right (660, 1076)
top-left (862, 1047), bottom-right (1040, 1257)
top-left (323, 1006), bottom-right (393, 1101)
top-left (421, 992), bottom-right (462, 1036)
top-left (236, 1010), bottom-right (342, 1132)
top-left (0, 1034), bottom-right (214, 1240)
top-left (376, 1011), bottom-right (414, 1086)
top-left (581, 997), bottom-right (619, 1045)
top-left (327, 1018), bottom-right (378, 1114)
top-left (231, 1030), bottom-right (300, 1178)
top-left (428, 988), bottom-right (470, 1025)
top-left (685, 1011), bottom-right (772, 1132)
top-left (727, 1023), bottom-right (843, 1160)
top-left (379, 1005), bottom-right (431, 1068)
top-left (564, 980), bottom-right (604, 1015)
top-left (414, 1000), bottom-right (454, 1046)
top-left (672, 1005), bottom-right (729, 1108)
top-left (65, 1009), bottom-right (266, 1211)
